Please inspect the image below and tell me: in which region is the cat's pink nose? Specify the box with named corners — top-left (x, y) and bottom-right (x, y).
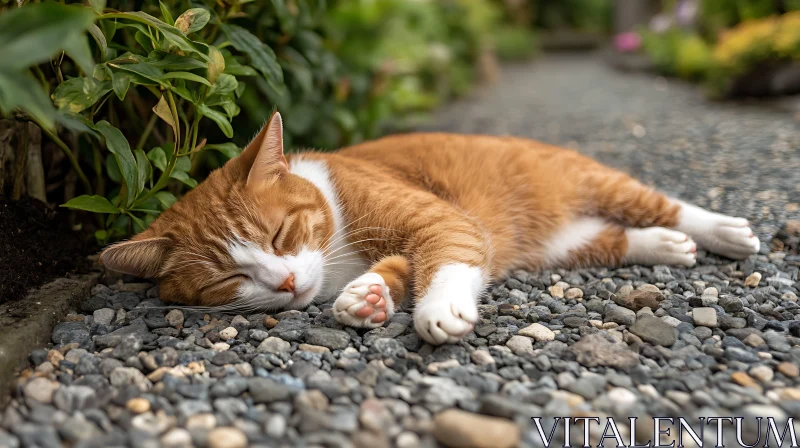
top-left (278, 273), bottom-right (295, 293)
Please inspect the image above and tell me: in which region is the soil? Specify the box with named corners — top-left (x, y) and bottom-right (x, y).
top-left (0, 197), bottom-right (94, 304)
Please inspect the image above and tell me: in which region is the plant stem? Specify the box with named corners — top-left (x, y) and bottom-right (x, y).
top-left (31, 117), bottom-right (93, 194)
top-left (136, 114), bottom-right (158, 150)
top-left (133, 90), bottom-right (180, 206)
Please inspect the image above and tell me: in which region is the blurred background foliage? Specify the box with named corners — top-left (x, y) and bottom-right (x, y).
top-left (626, 0), bottom-right (800, 96)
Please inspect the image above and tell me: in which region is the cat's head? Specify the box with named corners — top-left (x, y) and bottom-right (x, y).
top-left (99, 112), bottom-right (335, 311)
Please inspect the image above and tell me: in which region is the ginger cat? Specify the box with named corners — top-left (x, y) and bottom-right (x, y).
top-left (101, 112), bottom-right (760, 345)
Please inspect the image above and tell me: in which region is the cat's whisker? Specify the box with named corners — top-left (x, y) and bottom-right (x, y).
top-left (322, 237), bottom-right (385, 259)
top-left (323, 249), bottom-right (374, 263)
top-left (320, 211), bottom-right (375, 247)
top-left (320, 226), bottom-right (399, 254)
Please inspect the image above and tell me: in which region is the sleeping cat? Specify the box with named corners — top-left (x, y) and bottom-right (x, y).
top-left (100, 112), bottom-right (760, 345)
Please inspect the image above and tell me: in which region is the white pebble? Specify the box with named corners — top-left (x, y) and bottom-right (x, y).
top-left (219, 326), bottom-right (238, 340)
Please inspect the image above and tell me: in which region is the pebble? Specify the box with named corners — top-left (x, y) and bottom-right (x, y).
top-left (126, 398), bottom-right (151, 414)
top-left (165, 310), bottom-right (184, 327)
top-left (692, 307), bottom-right (718, 328)
top-left (629, 316), bottom-right (676, 346)
top-left (743, 333), bottom-right (766, 347)
top-left (470, 350), bottom-right (495, 365)
top-left (23, 378), bottom-right (59, 404)
top-left (258, 337), bottom-right (291, 354)
top-left (605, 304), bottom-right (636, 326)
top-left (614, 290), bottom-right (661, 311)
top-left (777, 362), bottom-right (799, 377)
top-left (505, 336), bottom-right (534, 356)
top-left (570, 334), bottom-right (639, 370)
top-left (749, 365), bottom-right (774, 383)
top-left (161, 428), bottom-right (192, 448)
top-left (564, 287), bottom-right (583, 299)
top-left (517, 323), bottom-right (555, 341)
top-left (731, 372), bottom-right (762, 391)
top-left (208, 427), bottom-right (248, 448)
top-left (744, 272), bottom-right (762, 287)
top-left (93, 308), bottom-right (115, 326)
top-left (432, 409), bottom-right (520, 448)
top-left (219, 327), bottom-right (238, 340)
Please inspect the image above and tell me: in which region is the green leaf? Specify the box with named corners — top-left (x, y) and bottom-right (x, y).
top-left (204, 142), bottom-right (241, 159)
top-left (222, 101), bottom-right (240, 119)
top-left (111, 71), bottom-right (131, 101)
top-left (0, 71), bottom-right (58, 130)
top-left (175, 156), bottom-right (191, 172)
top-left (147, 146), bottom-right (168, 171)
top-left (174, 8), bottom-right (210, 35)
top-left (62, 195), bottom-right (119, 213)
top-left (169, 84), bottom-right (195, 102)
top-left (96, 121), bottom-right (141, 207)
top-left (100, 12), bottom-right (210, 61)
top-left (197, 103), bottom-right (233, 138)
top-left (222, 51), bottom-right (257, 77)
top-left (222, 24), bottom-right (283, 84)
top-left (134, 30), bottom-right (155, 54)
top-left (89, 0), bottom-right (106, 14)
top-left (0, 3), bottom-right (96, 72)
top-left (105, 154), bottom-right (121, 183)
top-left (87, 24), bottom-right (108, 60)
top-left (208, 73), bottom-right (237, 96)
top-left (170, 170), bottom-right (198, 188)
top-left (128, 213), bottom-right (147, 233)
top-left (134, 149), bottom-right (152, 191)
top-left (51, 77), bottom-right (111, 113)
top-left (155, 191), bottom-right (177, 209)
top-left (145, 52), bottom-right (206, 71)
top-left (63, 32), bottom-right (96, 75)
top-left (162, 71), bottom-right (211, 86)
top-left (109, 62), bottom-right (165, 85)
top-left (159, 1), bottom-right (175, 26)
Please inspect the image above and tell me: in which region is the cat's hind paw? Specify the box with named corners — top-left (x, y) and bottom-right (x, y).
top-left (625, 227), bottom-right (697, 267)
top-left (414, 296), bottom-right (478, 345)
top-left (701, 216), bottom-right (760, 260)
top-left (333, 272), bottom-right (394, 329)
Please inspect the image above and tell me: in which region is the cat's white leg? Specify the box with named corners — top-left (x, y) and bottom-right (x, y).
top-left (333, 272), bottom-right (394, 329)
top-left (625, 227), bottom-right (697, 267)
top-left (414, 264), bottom-right (484, 345)
top-left (674, 202), bottom-right (760, 259)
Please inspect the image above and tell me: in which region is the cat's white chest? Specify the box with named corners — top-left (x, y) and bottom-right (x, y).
top-left (289, 157), bottom-right (370, 299)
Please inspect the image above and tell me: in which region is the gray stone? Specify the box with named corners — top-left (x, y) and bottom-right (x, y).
top-left (569, 334), bottom-right (639, 371)
top-left (605, 304), bottom-right (636, 326)
top-left (93, 308), bottom-right (115, 326)
top-left (630, 316), bottom-right (677, 346)
top-left (304, 328), bottom-right (351, 350)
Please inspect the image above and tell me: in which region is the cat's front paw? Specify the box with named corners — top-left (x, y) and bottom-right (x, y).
top-left (414, 296), bottom-right (478, 345)
top-left (333, 272), bottom-right (394, 329)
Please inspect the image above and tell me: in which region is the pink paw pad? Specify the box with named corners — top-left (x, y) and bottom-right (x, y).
top-left (352, 284), bottom-right (389, 323)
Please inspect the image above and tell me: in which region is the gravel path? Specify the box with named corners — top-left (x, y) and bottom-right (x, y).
top-left (3, 56), bottom-right (800, 448)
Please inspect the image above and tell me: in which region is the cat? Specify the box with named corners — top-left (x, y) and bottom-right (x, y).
top-left (100, 112), bottom-right (760, 345)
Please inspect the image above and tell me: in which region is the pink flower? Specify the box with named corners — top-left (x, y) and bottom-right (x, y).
top-left (614, 32), bottom-right (642, 53)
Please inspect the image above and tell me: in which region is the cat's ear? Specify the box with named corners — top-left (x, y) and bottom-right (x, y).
top-left (241, 111), bottom-right (288, 186)
top-left (99, 235), bottom-right (173, 278)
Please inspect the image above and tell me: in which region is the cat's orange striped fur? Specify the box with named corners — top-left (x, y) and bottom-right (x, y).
top-left (101, 112), bottom-right (760, 344)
